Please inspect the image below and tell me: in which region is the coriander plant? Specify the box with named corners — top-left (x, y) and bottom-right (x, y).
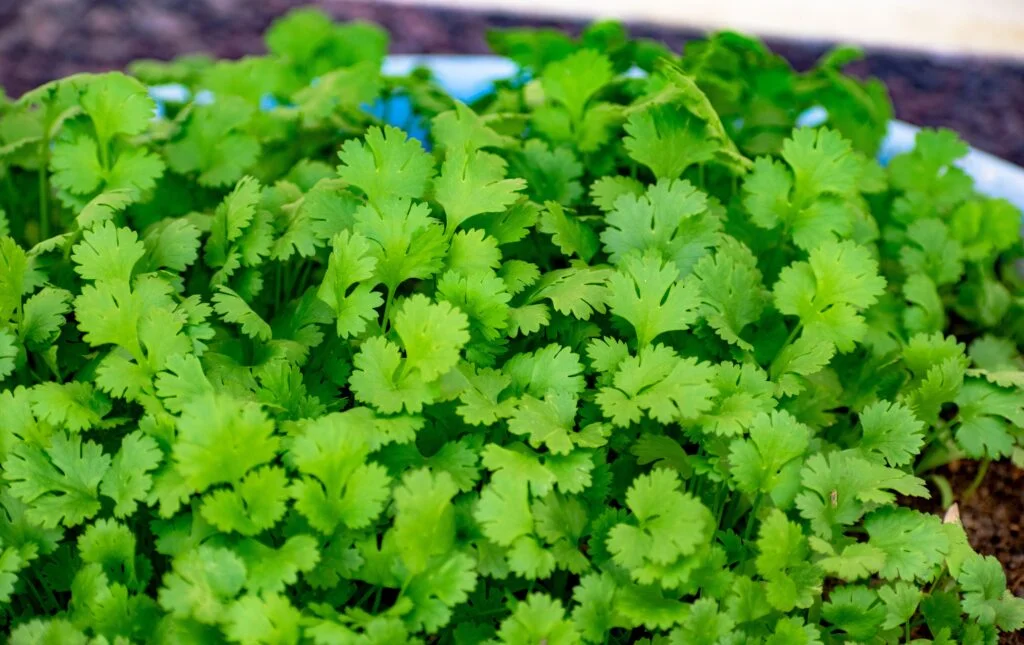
top-left (0, 7), bottom-right (1022, 644)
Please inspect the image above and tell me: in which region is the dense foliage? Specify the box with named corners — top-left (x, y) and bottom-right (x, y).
top-left (0, 7), bottom-right (1023, 643)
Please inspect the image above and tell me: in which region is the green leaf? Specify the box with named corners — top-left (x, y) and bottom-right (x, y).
top-left (625, 103), bottom-right (719, 179)
top-left (337, 125), bottom-right (435, 204)
top-left (200, 466), bottom-right (289, 536)
top-left (796, 452), bottom-right (928, 539)
top-left (434, 146), bottom-right (526, 235)
top-left (4, 431), bottom-right (111, 528)
top-left (512, 139), bottom-right (583, 205)
top-left (142, 218), bottom-right (202, 272)
top-left (0, 329), bottom-right (16, 381)
top-left (236, 535), bottom-right (320, 595)
top-left (498, 593), bottom-right (580, 645)
top-left (354, 197), bottom-right (447, 294)
top-left (538, 201), bottom-right (599, 262)
top-left (100, 431), bottom-right (162, 518)
top-left (949, 197), bottom-right (1021, 262)
top-left (289, 412), bottom-right (391, 533)
top-left (571, 573), bottom-right (618, 642)
top-left (393, 294), bottom-right (470, 381)
top-left (18, 287), bottom-right (71, 349)
top-left (392, 468), bottom-right (459, 575)
top-left (71, 221), bottom-right (145, 284)
top-left (774, 239), bottom-right (886, 352)
top-left (821, 585), bottom-right (885, 641)
top-left (212, 286), bottom-right (272, 342)
top-left (606, 252), bottom-right (701, 349)
top-left (953, 380), bottom-right (1024, 459)
top-left (864, 507), bottom-right (949, 582)
top-left (693, 236), bottom-right (768, 351)
top-left (79, 73), bottom-right (155, 146)
top-left (669, 598), bottom-right (735, 645)
top-left (899, 218), bottom-right (964, 286)
top-left (857, 400), bottom-right (925, 467)
top-left (317, 230), bottom-right (383, 338)
top-left (698, 362), bottom-right (776, 437)
top-left (729, 410), bottom-right (809, 504)
top-left (595, 343), bottom-right (717, 427)
top-left (958, 554), bottom-right (1024, 631)
top-left (600, 178), bottom-right (717, 277)
top-left (878, 582), bottom-right (922, 630)
top-left (809, 538), bottom-right (886, 581)
top-left (755, 509), bottom-right (823, 612)
top-left (173, 395), bottom-right (278, 493)
top-left (224, 594), bottom-right (302, 645)
top-left (432, 101), bottom-right (514, 154)
top-left (541, 49), bottom-right (613, 123)
top-left (165, 98), bottom-right (260, 187)
top-left (475, 473), bottom-right (534, 548)
top-left (607, 468), bottom-right (713, 587)
top-left (507, 393), bottom-right (581, 455)
top-left (158, 546), bottom-right (247, 624)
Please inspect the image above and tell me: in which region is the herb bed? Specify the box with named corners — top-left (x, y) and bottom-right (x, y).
top-left (1, 7), bottom-right (1023, 644)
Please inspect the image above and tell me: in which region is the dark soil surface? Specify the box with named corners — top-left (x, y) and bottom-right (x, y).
top-left (923, 461), bottom-right (1024, 643)
top-left (927, 461), bottom-right (1024, 589)
top-left (2, 0), bottom-right (1023, 619)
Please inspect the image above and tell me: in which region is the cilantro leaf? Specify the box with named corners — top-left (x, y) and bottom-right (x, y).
top-left (729, 410), bottom-right (810, 505)
top-left (317, 230), bottom-right (383, 338)
top-left (958, 554), bottom-right (1024, 631)
top-left (354, 197), bottom-right (447, 294)
top-left (600, 178), bottom-right (718, 277)
top-left (290, 413), bottom-right (391, 533)
top-left (857, 400), bottom-right (925, 467)
top-left (607, 469), bottom-right (713, 587)
top-left (624, 103), bottom-right (719, 179)
top-left (774, 239), bottom-right (886, 352)
top-left (755, 509), bottom-right (823, 611)
top-left (606, 253), bottom-right (701, 349)
top-left (693, 236), bottom-right (768, 350)
top-left (595, 344), bottom-right (717, 427)
top-left (434, 146), bottom-right (526, 235)
top-left (864, 507), bottom-right (949, 582)
top-left (4, 432), bottom-right (111, 528)
top-left (337, 125), bottom-right (434, 204)
top-left (173, 395), bottom-right (278, 493)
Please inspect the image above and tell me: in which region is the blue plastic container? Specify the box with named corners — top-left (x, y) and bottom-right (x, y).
top-left (150, 54), bottom-right (1024, 210)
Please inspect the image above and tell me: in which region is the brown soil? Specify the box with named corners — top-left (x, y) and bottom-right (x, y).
top-left (921, 460), bottom-right (1024, 643)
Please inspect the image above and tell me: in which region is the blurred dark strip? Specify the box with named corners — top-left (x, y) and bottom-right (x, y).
top-left (1, 0), bottom-right (1022, 165)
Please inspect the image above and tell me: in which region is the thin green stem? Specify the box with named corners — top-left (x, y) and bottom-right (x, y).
top-left (769, 322), bottom-right (803, 373)
top-left (97, 136), bottom-right (110, 173)
top-left (294, 259), bottom-right (315, 295)
top-left (370, 585), bottom-right (384, 614)
top-left (275, 264), bottom-right (283, 314)
top-left (712, 484), bottom-right (729, 529)
top-left (38, 142), bottom-right (50, 241)
top-left (381, 288), bottom-right (396, 334)
top-left (742, 493), bottom-right (763, 543)
top-left (962, 458), bottom-right (991, 502)
top-left (24, 577), bottom-right (48, 612)
top-left (282, 261), bottom-right (294, 305)
top-left (354, 583), bottom-right (377, 609)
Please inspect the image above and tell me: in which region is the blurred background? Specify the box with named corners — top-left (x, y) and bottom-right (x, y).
top-left (1, 0), bottom-right (1023, 167)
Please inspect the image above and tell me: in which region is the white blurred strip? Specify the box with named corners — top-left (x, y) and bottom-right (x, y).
top-left (381, 0), bottom-right (1024, 58)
